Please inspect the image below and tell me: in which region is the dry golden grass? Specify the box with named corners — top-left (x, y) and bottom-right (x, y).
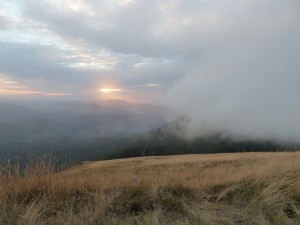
top-left (0, 152), bottom-right (300, 225)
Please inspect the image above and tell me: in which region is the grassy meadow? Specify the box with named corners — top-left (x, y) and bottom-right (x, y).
top-left (0, 152), bottom-right (300, 225)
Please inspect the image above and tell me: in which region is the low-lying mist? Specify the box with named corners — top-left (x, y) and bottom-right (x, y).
top-left (0, 100), bottom-right (169, 161)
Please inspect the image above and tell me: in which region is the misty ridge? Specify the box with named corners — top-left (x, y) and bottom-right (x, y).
top-left (0, 100), bottom-right (167, 137)
top-left (0, 100), bottom-right (171, 160)
top-left (1, 98), bottom-right (297, 163)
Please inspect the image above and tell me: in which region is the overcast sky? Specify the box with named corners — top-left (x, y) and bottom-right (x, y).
top-left (1, 0), bottom-right (300, 141)
top-left (0, 0), bottom-right (197, 101)
top-left (0, 0), bottom-right (299, 101)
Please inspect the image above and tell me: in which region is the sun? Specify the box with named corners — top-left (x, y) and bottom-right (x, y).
top-left (98, 86), bottom-right (126, 101)
top-left (100, 88), bottom-right (123, 93)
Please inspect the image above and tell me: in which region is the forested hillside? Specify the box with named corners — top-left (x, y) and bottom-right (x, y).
top-left (111, 119), bottom-right (295, 159)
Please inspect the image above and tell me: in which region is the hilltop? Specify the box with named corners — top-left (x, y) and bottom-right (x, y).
top-left (0, 152), bottom-right (300, 225)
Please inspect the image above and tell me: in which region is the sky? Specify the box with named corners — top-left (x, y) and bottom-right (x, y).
top-left (1, 0), bottom-right (300, 141)
top-left (0, 0), bottom-right (190, 102)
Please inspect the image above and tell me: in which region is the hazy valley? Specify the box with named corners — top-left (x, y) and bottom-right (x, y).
top-left (0, 100), bottom-right (168, 161)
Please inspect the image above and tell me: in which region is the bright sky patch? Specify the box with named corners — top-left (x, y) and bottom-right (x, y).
top-left (100, 88), bottom-right (123, 93)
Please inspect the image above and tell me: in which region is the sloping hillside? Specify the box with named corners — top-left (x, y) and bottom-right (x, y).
top-left (0, 152), bottom-right (300, 224)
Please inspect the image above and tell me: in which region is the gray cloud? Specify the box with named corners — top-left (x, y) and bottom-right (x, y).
top-left (0, 42), bottom-right (81, 80)
top-left (0, 41), bottom-right (105, 97)
top-left (21, 0), bottom-right (220, 58)
top-left (0, 15), bottom-right (7, 29)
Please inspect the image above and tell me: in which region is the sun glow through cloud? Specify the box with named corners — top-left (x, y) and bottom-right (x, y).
top-left (100, 88), bottom-right (123, 93)
top-left (98, 87), bottom-right (128, 101)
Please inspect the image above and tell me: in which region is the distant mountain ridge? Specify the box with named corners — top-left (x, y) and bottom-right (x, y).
top-left (0, 100), bottom-right (168, 161)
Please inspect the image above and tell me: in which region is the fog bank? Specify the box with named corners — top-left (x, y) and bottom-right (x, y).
top-left (166, 0), bottom-right (300, 143)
